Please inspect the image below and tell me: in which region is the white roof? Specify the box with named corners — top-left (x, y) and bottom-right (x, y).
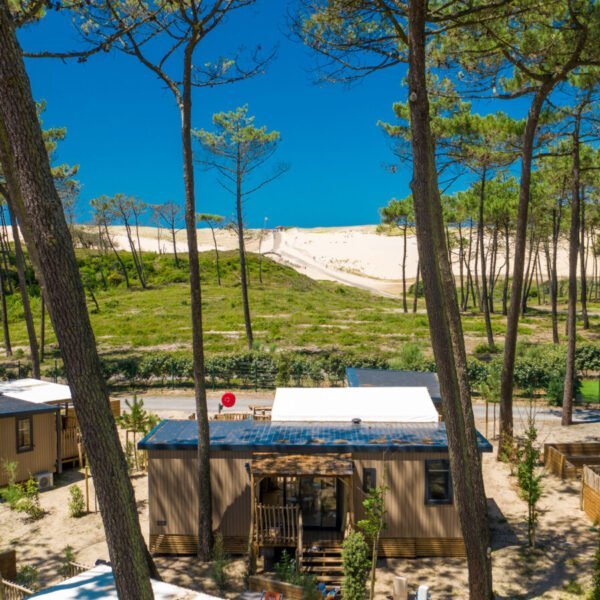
top-left (271, 387), bottom-right (438, 423)
top-left (30, 564), bottom-right (222, 599)
top-left (0, 378), bottom-right (71, 404)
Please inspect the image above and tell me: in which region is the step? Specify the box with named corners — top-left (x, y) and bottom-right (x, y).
top-left (304, 567), bottom-right (344, 574)
top-left (301, 557), bottom-right (343, 564)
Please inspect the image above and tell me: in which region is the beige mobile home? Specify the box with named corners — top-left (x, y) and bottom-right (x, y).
top-left (0, 396), bottom-right (59, 486)
top-left (140, 387), bottom-right (492, 581)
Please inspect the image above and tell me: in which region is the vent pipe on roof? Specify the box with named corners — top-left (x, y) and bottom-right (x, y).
top-left (352, 418), bottom-right (361, 425)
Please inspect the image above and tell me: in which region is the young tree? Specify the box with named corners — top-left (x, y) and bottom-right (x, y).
top-left (109, 194), bottom-right (147, 288)
top-left (0, 3), bottom-right (157, 596)
top-left (380, 196), bottom-right (413, 312)
top-left (153, 202), bottom-right (182, 266)
top-left (91, 196), bottom-right (131, 288)
top-left (198, 213), bottom-right (224, 286)
top-left (516, 413), bottom-right (542, 548)
top-left (73, 0), bottom-right (272, 559)
top-left (357, 485), bottom-right (387, 600)
top-left (195, 106), bottom-right (288, 350)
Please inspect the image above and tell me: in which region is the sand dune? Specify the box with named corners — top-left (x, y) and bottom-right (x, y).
top-left (82, 224), bottom-right (575, 298)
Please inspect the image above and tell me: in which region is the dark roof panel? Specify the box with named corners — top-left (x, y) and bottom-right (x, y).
top-left (0, 395), bottom-right (59, 418)
top-left (346, 368), bottom-right (441, 401)
top-left (139, 419), bottom-right (492, 453)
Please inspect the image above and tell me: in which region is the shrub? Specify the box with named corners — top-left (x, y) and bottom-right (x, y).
top-left (59, 546), bottom-right (77, 578)
top-left (68, 485), bottom-right (86, 518)
top-left (0, 464), bottom-right (44, 520)
top-left (342, 531), bottom-right (370, 600)
top-left (210, 533), bottom-right (230, 591)
top-left (15, 565), bottom-right (40, 590)
top-left (273, 551), bottom-right (319, 599)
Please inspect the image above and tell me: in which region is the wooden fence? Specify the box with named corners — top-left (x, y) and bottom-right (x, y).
top-left (0, 579), bottom-right (33, 600)
top-left (544, 443), bottom-right (600, 479)
top-left (582, 465), bottom-right (600, 523)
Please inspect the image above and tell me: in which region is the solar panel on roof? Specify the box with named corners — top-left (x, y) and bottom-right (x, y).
top-left (138, 419), bottom-right (493, 453)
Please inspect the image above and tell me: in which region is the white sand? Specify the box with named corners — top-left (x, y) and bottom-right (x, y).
top-left (8, 224), bottom-right (575, 297)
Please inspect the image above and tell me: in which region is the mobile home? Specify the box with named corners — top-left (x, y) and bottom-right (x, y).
top-left (140, 387), bottom-right (492, 569)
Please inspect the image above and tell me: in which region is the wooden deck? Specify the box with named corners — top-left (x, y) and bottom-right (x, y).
top-left (544, 443), bottom-right (600, 479)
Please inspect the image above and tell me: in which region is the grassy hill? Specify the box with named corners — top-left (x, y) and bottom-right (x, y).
top-left (1, 249), bottom-right (598, 370)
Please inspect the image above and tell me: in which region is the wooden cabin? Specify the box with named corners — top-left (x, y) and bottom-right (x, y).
top-left (0, 395), bottom-right (59, 486)
top-left (0, 379), bottom-right (121, 468)
top-left (140, 387), bottom-right (492, 571)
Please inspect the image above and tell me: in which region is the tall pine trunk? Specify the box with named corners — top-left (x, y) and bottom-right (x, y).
top-left (499, 82), bottom-right (553, 452)
top-left (236, 155), bottom-right (254, 350)
top-left (209, 222), bottom-right (221, 286)
top-left (478, 169), bottom-right (494, 348)
top-left (407, 3), bottom-right (492, 596)
top-left (0, 6), bottom-right (157, 597)
top-left (579, 186), bottom-right (589, 329)
top-left (180, 40), bottom-right (213, 560)
top-left (562, 110), bottom-right (583, 426)
top-left (8, 204), bottom-right (40, 377)
top-left (0, 262), bottom-right (11, 355)
top-left (402, 223), bottom-right (408, 312)
top-left (502, 223), bottom-right (510, 316)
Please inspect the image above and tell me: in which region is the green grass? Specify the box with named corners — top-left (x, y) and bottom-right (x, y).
top-left (580, 379), bottom-right (600, 404)
top-left (1, 249), bottom-right (598, 367)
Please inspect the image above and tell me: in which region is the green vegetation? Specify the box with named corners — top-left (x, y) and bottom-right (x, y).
top-left (580, 380), bottom-right (600, 405)
top-left (273, 550), bottom-right (319, 600)
top-left (68, 485), bottom-right (85, 518)
top-left (341, 531), bottom-right (371, 600)
top-left (1, 249), bottom-right (597, 380)
top-left (0, 461), bottom-right (44, 520)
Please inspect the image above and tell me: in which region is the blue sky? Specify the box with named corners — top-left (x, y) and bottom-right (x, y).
top-left (18, 0), bottom-right (528, 228)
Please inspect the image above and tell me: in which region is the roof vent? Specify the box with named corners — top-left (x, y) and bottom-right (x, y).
top-left (352, 417), bottom-right (361, 425)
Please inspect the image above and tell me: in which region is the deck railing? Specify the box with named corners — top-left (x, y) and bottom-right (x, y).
top-left (254, 503), bottom-right (300, 547)
top-left (0, 579), bottom-right (33, 600)
top-left (65, 561), bottom-right (91, 579)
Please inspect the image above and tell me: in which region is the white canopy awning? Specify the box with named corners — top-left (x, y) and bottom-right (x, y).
top-left (271, 387), bottom-right (438, 423)
top-left (0, 378), bottom-right (71, 405)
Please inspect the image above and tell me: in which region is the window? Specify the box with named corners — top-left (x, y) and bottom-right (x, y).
top-left (363, 468), bottom-right (377, 492)
top-left (16, 416), bottom-right (33, 453)
top-left (425, 459), bottom-right (452, 504)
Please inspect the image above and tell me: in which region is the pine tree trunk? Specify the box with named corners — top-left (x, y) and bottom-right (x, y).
top-left (478, 169), bottom-right (494, 348)
top-left (413, 259), bottom-right (420, 313)
top-left (104, 222), bottom-right (130, 288)
top-left (0, 262), bottom-right (11, 355)
top-left (40, 294), bottom-right (45, 361)
top-left (407, 4), bottom-right (492, 596)
top-left (209, 223), bottom-right (221, 286)
top-left (236, 155), bottom-right (254, 350)
top-left (502, 223), bottom-right (510, 316)
top-left (180, 40), bottom-right (213, 560)
top-left (402, 223), bottom-right (408, 312)
top-left (562, 110), bottom-right (583, 426)
top-left (171, 225), bottom-right (180, 267)
top-left (0, 7), bottom-right (157, 596)
top-left (8, 203), bottom-right (40, 377)
top-left (551, 205), bottom-right (561, 343)
top-left (579, 186), bottom-right (589, 329)
top-left (458, 224), bottom-right (465, 309)
top-left (499, 82), bottom-right (553, 452)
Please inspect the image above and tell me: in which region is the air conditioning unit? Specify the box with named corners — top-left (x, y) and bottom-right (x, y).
top-left (34, 471), bottom-right (53, 491)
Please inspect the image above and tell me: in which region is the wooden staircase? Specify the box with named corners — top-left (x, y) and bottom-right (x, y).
top-left (301, 541), bottom-right (344, 586)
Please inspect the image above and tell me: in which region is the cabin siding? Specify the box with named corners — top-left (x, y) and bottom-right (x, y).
top-left (352, 452), bottom-right (461, 539)
top-left (0, 413), bottom-right (57, 486)
top-left (149, 450), bottom-right (252, 539)
top-left (148, 449), bottom-right (461, 547)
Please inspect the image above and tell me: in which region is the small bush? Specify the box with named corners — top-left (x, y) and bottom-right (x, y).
top-left (342, 531), bottom-right (370, 600)
top-left (15, 565), bottom-right (40, 590)
top-left (59, 546), bottom-right (76, 578)
top-left (68, 485), bottom-right (86, 518)
top-left (210, 533), bottom-right (230, 591)
top-left (273, 551), bottom-right (319, 599)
